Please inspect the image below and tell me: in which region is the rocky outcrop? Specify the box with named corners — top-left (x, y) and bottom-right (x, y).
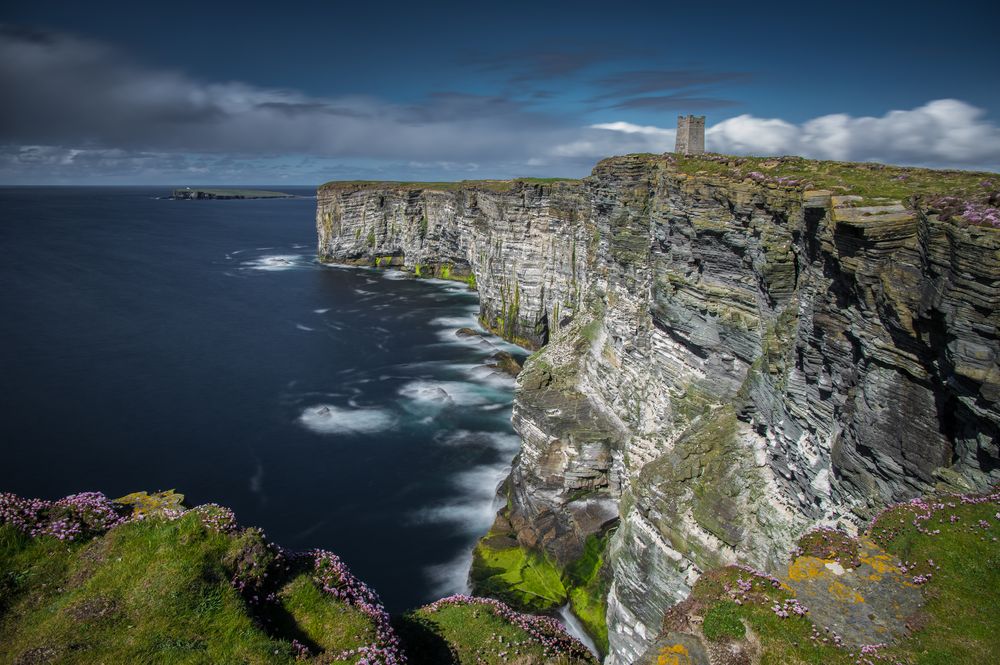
top-left (316, 156), bottom-right (1000, 663)
top-left (172, 188), bottom-right (294, 199)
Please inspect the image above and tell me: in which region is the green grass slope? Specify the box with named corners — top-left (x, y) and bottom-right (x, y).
top-left (0, 491), bottom-right (402, 664)
top-left (397, 595), bottom-right (595, 665)
top-left (0, 490), bottom-right (594, 665)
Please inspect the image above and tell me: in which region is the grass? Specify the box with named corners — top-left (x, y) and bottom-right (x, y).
top-left (403, 603), bottom-right (537, 664)
top-left (277, 575), bottom-right (376, 656)
top-left (669, 154), bottom-right (996, 202)
top-left (701, 602), bottom-right (745, 640)
top-left (664, 490), bottom-right (1000, 664)
top-left (683, 567), bottom-right (851, 664)
top-left (402, 597), bottom-right (596, 664)
top-left (318, 177), bottom-right (581, 193)
top-left (0, 512), bottom-right (375, 664)
top-left (2, 492), bottom-right (600, 664)
top-left (868, 498), bottom-right (1000, 664)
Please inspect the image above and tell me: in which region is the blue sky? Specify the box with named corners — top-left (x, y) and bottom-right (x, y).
top-left (2, 0), bottom-right (999, 184)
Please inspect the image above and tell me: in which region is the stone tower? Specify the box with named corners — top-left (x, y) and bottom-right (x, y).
top-left (675, 115), bottom-right (705, 155)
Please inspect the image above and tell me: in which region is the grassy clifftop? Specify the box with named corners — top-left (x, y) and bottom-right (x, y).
top-left (318, 177), bottom-right (581, 193)
top-left (0, 491), bottom-right (595, 665)
top-left (319, 154), bottom-right (999, 229)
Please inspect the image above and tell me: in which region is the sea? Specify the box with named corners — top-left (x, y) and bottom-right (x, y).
top-left (0, 186), bottom-right (526, 612)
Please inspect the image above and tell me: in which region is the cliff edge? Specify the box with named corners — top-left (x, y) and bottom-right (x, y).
top-left (316, 154), bottom-right (1000, 663)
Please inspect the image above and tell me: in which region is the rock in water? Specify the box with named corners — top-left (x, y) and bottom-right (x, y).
top-left (488, 351), bottom-right (523, 376)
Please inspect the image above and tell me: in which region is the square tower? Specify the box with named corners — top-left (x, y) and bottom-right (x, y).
top-left (675, 115), bottom-right (705, 155)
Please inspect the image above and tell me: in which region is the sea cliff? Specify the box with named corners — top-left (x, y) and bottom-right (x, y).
top-left (316, 154), bottom-right (1000, 663)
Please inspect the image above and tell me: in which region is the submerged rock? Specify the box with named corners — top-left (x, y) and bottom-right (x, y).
top-left (455, 327), bottom-right (484, 338)
top-left (488, 351), bottom-right (523, 376)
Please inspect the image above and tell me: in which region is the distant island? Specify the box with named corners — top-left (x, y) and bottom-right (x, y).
top-left (171, 188), bottom-right (296, 200)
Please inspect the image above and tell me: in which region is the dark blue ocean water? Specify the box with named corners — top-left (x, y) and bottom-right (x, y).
top-left (0, 187), bottom-right (525, 611)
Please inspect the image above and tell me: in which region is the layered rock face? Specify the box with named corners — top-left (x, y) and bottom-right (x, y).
top-left (317, 157), bottom-right (1000, 663)
top-left (317, 180), bottom-right (590, 348)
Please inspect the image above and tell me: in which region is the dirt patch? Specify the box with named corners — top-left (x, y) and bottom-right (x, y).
top-left (65, 595), bottom-right (118, 623)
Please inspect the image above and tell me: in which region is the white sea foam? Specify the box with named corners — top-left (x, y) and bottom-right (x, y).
top-left (430, 315), bottom-right (480, 328)
top-left (425, 551), bottom-right (473, 598)
top-left (295, 323), bottom-right (315, 331)
top-left (397, 381), bottom-right (455, 407)
top-left (249, 461), bottom-right (264, 495)
top-left (398, 380), bottom-right (490, 409)
top-left (460, 363), bottom-right (516, 389)
top-left (243, 254), bottom-right (304, 271)
top-left (435, 430), bottom-right (519, 453)
top-left (313, 308), bottom-right (330, 314)
top-left (382, 270), bottom-right (408, 280)
top-left (411, 463), bottom-right (509, 532)
top-left (297, 404), bottom-right (395, 435)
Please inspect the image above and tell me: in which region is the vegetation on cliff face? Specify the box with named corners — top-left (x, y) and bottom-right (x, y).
top-left (666, 154), bottom-right (1000, 226)
top-left (564, 533), bottom-right (611, 654)
top-left (640, 488), bottom-right (1000, 665)
top-left (470, 511), bottom-right (612, 656)
top-left (0, 491), bottom-right (594, 665)
top-left (471, 527), bottom-right (568, 612)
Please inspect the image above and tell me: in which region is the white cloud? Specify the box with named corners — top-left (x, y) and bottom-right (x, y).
top-left (590, 121), bottom-right (673, 136)
top-left (2, 26), bottom-right (999, 182)
top-left (707, 115), bottom-right (799, 155)
top-left (0, 26), bottom-right (574, 164)
top-left (588, 99), bottom-right (1000, 170)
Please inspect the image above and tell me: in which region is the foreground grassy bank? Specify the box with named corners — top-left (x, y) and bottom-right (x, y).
top-left (0, 491), bottom-right (594, 665)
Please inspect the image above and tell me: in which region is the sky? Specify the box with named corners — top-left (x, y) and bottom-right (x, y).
top-left (2, 0), bottom-right (999, 184)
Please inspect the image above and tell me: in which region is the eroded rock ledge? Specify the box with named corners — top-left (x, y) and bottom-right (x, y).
top-left (316, 155), bottom-right (1000, 663)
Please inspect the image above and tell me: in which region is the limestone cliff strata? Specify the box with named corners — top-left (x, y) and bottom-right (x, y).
top-left (316, 157), bottom-right (1000, 664)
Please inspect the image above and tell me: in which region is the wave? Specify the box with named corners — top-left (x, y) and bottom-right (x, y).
top-left (297, 404), bottom-right (396, 435)
top-left (242, 254), bottom-right (305, 271)
top-left (397, 380), bottom-right (492, 410)
top-left (410, 462), bottom-right (509, 531)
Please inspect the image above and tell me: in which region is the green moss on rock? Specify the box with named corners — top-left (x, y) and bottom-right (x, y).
top-left (470, 535), bottom-right (568, 612)
top-left (565, 533), bottom-right (611, 654)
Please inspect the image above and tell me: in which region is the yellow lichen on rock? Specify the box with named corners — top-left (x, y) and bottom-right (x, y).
top-left (657, 643), bottom-right (691, 665)
top-left (114, 490), bottom-right (186, 517)
top-left (786, 556), bottom-right (831, 581)
top-left (827, 579), bottom-right (865, 604)
top-left (858, 540), bottom-right (901, 581)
